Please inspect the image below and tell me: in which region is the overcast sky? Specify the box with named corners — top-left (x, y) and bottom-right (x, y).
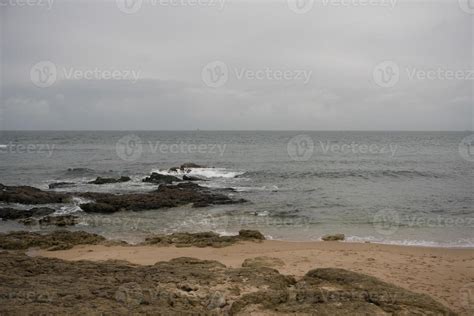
top-left (0, 0), bottom-right (472, 130)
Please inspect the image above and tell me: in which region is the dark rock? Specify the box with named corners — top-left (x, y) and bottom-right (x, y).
top-left (238, 230), bottom-right (265, 240)
top-left (88, 176), bottom-right (131, 185)
top-left (0, 207), bottom-right (55, 220)
top-left (142, 173), bottom-right (181, 185)
top-left (0, 184), bottom-right (71, 204)
top-left (182, 175), bottom-right (207, 181)
top-left (0, 231), bottom-right (105, 250)
top-left (48, 182), bottom-right (75, 189)
top-left (321, 233), bottom-right (345, 241)
top-left (79, 183), bottom-right (245, 214)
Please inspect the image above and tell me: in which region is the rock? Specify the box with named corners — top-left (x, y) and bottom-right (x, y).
top-left (48, 182), bottom-right (75, 189)
top-left (38, 215), bottom-right (78, 227)
top-left (0, 231), bottom-right (105, 250)
top-left (142, 173), bottom-right (181, 185)
top-left (207, 291), bottom-right (226, 309)
top-left (0, 207), bottom-right (55, 221)
top-left (0, 184), bottom-right (71, 204)
top-left (182, 175), bottom-right (206, 181)
top-left (239, 229), bottom-right (265, 240)
top-left (143, 230), bottom-right (265, 248)
top-left (242, 256), bottom-right (285, 269)
top-left (321, 233), bottom-right (345, 241)
top-left (88, 176), bottom-right (131, 185)
top-left (79, 183), bottom-right (245, 214)
top-left (0, 252), bottom-right (456, 315)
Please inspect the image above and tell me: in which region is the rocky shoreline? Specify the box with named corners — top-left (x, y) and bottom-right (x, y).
top-left (0, 229), bottom-right (465, 315)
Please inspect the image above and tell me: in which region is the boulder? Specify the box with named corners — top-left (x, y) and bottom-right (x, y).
top-left (239, 229), bottom-right (265, 240)
top-left (88, 176), bottom-right (131, 185)
top-left (142, 173), bottom-right (181, 185)
top-left (321, 233), bottom-right (345, 241)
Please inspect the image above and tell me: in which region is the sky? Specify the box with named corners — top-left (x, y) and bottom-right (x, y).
top-left (0, 0), bottom-right (472, 130)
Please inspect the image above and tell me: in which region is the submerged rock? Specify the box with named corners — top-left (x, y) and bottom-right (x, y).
top-left (38, 215), bottom-right (78, 227)
top-left (182, 175), bottom-right (207, 181)
top-left (0, 253), bottom-right (455, 315)
top-left (48, 182), bottom-right (75, 189)
top-left (322, 233), bottom-right (345, 241)
top-left (0, 207), bottom-right (55, 220)
top-left (88, 176), bottom-right (131, 185)
top-left (180, 163), bottom-right (205, 169)
top-left (142, 173), bottom-right (181, 185)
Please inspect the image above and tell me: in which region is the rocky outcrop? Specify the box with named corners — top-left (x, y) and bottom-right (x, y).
top-left (79, 183), bottom-right (246, 213)
top-left (143, 230), bottom-right (265, 248)
top-left (0, 231), bottom-right (105, 251)
top-left (48, 182), bottom-right (75, 189)
top-left (322, 233), bottom-right (345, 241)
top-left (88, 176), bottom-right (131, 185)
top-left (0, 207), bottom-right (55, 220)
top-left (142, 173), bottom-right (181, 184)
top-left (0, 184), bottom-right (71, 204)
top-left (0, 252), bottom-right (455, 315)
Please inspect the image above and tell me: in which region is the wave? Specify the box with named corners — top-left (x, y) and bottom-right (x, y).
top-left (152, 167), bottom-right (245, 179)
top-left (345, 235), bottom-right (474, 248)
top-left (246, 169), bottom-right (442, 180)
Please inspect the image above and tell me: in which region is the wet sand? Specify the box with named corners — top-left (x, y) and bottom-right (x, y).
top-left (35, 240), bottom-right (474, 315)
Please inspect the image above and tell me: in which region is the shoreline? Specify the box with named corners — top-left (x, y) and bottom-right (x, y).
top-left (32, 239), bottom-right (474, 315)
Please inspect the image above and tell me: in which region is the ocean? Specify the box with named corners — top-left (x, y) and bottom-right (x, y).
top-left (0, 131), bottom-right (472, 247)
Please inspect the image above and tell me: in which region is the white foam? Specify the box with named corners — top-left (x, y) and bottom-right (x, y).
top-left (152, 167), bottom-right (245, 179)
top-left (345, 235), bottom-right (474, 248)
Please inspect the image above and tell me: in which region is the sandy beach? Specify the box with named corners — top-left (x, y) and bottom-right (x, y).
top-left (34, 240), bottom-right (474, 315)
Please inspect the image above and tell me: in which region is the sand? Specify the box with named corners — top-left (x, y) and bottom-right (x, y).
top-left (33, 240), bottom-right (474, 315)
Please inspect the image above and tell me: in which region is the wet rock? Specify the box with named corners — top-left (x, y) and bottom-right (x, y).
top-left (0, 184), bottom-right (71, 205)
top-left (0, 207), bottom-right (55, 220)
top-left (238, 229), bottom-right (265, 240)
top-left (182, 175), bottom-right (207, 181)
top-left (143, 230), bottom-right (265, 248)
top-left (88, 176), bottom-right (131, 185)
top-left (180, 163), bottom-right (205, 169)
top-left (48, 182), bottom-right (75, 189)
top-left (242, 256), bottom-right (285, 269)
top-left (142, 173), bottom-right (181, 185)
top-left (0, 231), bottom-right (105, 250)
top-left (38, 215), bottom-right (78, 227)
top-left (321, 233), bottom-right (345, 241)
top-left (79, 183), bottom-right (245, 213)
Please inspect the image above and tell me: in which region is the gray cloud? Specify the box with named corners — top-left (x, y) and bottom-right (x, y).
top-left (0, 0), bottom-right (472, 130)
